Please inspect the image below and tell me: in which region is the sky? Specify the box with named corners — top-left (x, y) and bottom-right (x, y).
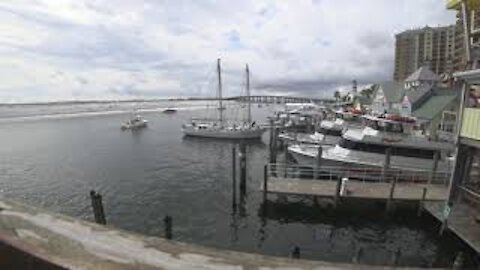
top-left (0, 0), bottom-right (456, 103)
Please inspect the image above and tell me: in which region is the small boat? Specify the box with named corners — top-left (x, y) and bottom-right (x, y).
top-left (121, 115), bottom-right (148, 130)
top-left (163, 108), bottom-right (177, 114)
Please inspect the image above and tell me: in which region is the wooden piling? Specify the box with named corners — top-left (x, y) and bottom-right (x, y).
top-left (382, 148), bottom-right (392, 181)
top-left (283, 143), bottom-right (288, 178)
top-left (232, 146), bottom-right (237, 211)
top-left (386, 176), bottom-right (397, 214)
top-left (417, 187), bottom-right (427, 217)
top-left (352, 246), bottom-right (363, 264)
top-left (314, 146), bottom-right (323, 179)
top-left (90, 190), bottom-right (106, 225)
top-left (164, 215), bottom-right (172, 240)
top-left (391, 248), bottom-right (401, 266)
top-left (291, 246), bottom-right (300, 259)
top-left (239, 143), bottom-right (247, 194)
top-left (334, 176), bottom-right (342, 208)
top-left (263, 164), bottom-right (268, 197)
top-left (429, 151), bottom-right (440, 184)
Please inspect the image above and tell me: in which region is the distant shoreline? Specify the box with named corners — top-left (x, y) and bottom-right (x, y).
top-left (0, 97), bottom-right (236, 106)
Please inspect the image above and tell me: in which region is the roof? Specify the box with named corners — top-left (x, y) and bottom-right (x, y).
top-left (405, 66), bottom-right (440, 83)
top-left (405, 84), bottom-right (432, 109)
top-left (412, 89), bottom-right (459, 120)
top-left (377, 81), bottom-right (405, 103)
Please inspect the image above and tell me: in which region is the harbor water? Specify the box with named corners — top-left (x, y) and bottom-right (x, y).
top-left (0, 100), bottom-right (472, 267)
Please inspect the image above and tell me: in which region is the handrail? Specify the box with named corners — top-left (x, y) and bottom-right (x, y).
top-left (266, 163), bottom-right (451, 185)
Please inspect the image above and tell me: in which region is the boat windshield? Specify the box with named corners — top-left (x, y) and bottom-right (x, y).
top-left (367, 119), bottom-right (404, 134)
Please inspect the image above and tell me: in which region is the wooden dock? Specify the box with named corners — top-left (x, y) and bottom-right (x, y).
top-left (425, 200), bottom-right (480, 254)
top-left (262, 177), bottom-right (448, 201)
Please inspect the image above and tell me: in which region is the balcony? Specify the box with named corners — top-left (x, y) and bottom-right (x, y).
top-left (461, 108), bottom-right (480, 140)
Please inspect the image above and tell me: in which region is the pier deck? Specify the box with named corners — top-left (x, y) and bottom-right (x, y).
top-left (262, 177), bottom-right (449, 201)
top-left (425, 200), bottom-right (480, 254)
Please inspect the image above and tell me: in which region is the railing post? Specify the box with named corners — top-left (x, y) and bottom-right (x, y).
top-left (283, 143), bottom-right (288, 178)
top-left (239, 143), bottom-right (247, 195)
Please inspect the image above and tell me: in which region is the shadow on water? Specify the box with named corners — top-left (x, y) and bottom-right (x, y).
top-left (253, 197), bottom-right (479, 267)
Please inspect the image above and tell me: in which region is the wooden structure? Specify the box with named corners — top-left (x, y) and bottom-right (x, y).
top-left (261, 164), bottom-right (450, 204)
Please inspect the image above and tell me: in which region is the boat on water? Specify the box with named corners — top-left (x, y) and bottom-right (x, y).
top-left (182, 59), bottom-right (265, 139)
top-left (289, 114), bottom-right (454, 172)
top-left (121, 115), bottom-right (148, 130)
top-left (163, 108), bottom-right (177, 114)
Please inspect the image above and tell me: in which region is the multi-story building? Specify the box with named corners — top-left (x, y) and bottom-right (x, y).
top-left (453, 5), bottom-right (480, 71)
top-left (394, 25), bottom-right (456, 81)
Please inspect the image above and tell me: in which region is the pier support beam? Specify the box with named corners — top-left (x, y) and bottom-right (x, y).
top-left (164, 215), bottom-right (173, 240)
top-left (239, 143), bottom-right (247, 195)
top-left (90, 190), bottom-right (106, 225)
top-left (232, 146), bottom-right (237, 211)
top-left (314, 146), bottom-right (323, 179)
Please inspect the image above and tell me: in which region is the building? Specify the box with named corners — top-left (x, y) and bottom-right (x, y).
top-left (372, 66), bottom-right (459, 138)
top-left (394, 25), bottom-right (457, 81)
top-left (452, 2), bottom-right (480, 71)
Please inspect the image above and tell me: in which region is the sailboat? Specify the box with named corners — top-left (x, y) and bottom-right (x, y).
top-left (182, 59), bottom-right (265, 139)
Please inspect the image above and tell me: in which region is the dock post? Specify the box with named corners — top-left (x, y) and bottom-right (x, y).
top-left (263, 164), bottom-right (268, 197)
top-left (452, 252), bottom-right (464, 269)
top-left (314, 146), bottom-right (323, 179)
top-left (334, 176), bottom-right (342, 208)
top-left (90, 190), bottom-right (106, 225)
top-left (386, 176), bottom-right (397, 214)
top-left (391, 248), bottom-right (401, 266)
top-left (429, 151), bottom-right (440, 184)
top-left (291, 246), bottom-right (300, 259)
top-left (352, 246), bottom-right (363, 264)
top-left (239, 143), bottom-right (247, 195)
top-left (283, 143), bottom-right (288, 178)
top-left (417, 187), bottom-right (427, 217)
top-left (382, 148), bottom-right (392, 181)
top-left (232, 146), bottom-right (237, 211)
top-left (164, 215), bottom-right (173, 239)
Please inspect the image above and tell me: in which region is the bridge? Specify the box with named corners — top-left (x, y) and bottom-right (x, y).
top-left (228, 95), bottom-right (337, 104)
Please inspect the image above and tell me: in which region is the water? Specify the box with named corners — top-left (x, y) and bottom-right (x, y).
top-left (0, 101), bottom-right (469, 267)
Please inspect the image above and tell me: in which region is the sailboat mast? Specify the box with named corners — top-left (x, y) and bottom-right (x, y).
top-left (246, 64), bottom-right (251, 124)
top-left (217, 58), bottom-right (223, 125)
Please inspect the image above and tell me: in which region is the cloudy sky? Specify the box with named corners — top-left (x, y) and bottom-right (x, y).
top-left (0, 0), bottom-right (455, 102)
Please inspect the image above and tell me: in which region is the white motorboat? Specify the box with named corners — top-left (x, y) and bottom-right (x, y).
top-left (278, 131), bottom-right (339, 146)
top-left (289, 114), bottom-right (454, 172)
top-left (121, 115), bottom-right (148, 130)
top-left (182, 59), bottom-right (265, 139)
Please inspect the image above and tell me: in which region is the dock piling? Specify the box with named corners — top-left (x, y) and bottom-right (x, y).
top-left (386, 175), bottom-right (397, 214)
top-left (90, 190), bottom-right (106, 225)
top-left (239, 143), bottom-right (247, 194)
top-left (417, 187), bottom-right (427, 217)
top-left (352, 246), bottom-right (363, 264)
top-left (314, 146), bottom-right (323, 179)
top-left (291, 246), bottom-right (300, 259)
top-left (334, 176), bottom-right (342, 208)
top-left (283, 143), bottom-right (288, 178)
top-left (429, 151), bottom-right (440, 184)
top-left (391, 248), bottom-right (401, 266)
top-left (382, 148), bottom-right (392, 181)
top-left (164, 215), bottom-right (173, 240)
top-left (263, 164), bottom-right (268, 198)
top-left (232, 146), bottom-right (237, 211)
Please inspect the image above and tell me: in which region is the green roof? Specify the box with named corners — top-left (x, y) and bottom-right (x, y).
top-left (412, 91), bottom-right (458, 120)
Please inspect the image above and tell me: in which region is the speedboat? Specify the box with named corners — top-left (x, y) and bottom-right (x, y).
top-left (289, 114), bottom-right (454, 173)
top-left (121, 115), bottom-right (148, 130)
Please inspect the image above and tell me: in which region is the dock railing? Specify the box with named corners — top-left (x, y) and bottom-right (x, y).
top-left (266, 163), bottom-right (451, 185)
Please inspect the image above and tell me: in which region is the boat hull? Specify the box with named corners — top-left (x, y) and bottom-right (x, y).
top-left (182, 126), bottom-right (265, 139)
